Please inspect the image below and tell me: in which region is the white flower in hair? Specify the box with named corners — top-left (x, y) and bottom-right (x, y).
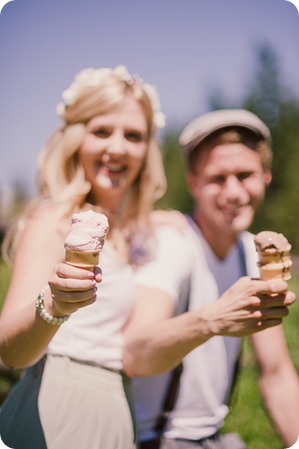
top-left (61, 67), bottom-right (111, 106)
top-left (112, 64), bottom-right (131, 81)
top-left (56, 65), bottom-right (166, 129)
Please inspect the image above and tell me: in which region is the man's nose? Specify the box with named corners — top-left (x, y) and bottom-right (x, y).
top-left (224, 176), bottom-right (245, 199)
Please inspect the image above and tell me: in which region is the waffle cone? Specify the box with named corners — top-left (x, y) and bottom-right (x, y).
top-left (257, 249), bottom-right (291, 265)
top-left (65, 249), bottom-right (100, 270)
top-left (258, 259), bottom-right (292, 281)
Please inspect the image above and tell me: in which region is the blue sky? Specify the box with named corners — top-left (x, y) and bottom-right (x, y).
top-left (0, 0), bottom-right (299, 200)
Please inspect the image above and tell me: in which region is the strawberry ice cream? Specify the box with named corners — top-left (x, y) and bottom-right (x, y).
top-left (64, 210), bottom-right (109, 269)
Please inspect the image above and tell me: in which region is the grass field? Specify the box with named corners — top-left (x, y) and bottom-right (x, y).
top-left (0, 259), bottom-right (298, 448)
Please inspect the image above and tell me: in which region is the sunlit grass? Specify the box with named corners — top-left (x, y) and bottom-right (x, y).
top-left (0, 258), bottom-right (14, 402)
top-left (0, 258), bottom-right (10, 307)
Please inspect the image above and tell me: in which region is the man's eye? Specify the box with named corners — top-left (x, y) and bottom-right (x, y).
top-left (238, 172), bottom-right (251, 181)
top-left (212, 176), bottom-right (226, 184)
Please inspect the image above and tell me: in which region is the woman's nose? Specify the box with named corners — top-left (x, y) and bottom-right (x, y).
top-left (106, 132), bottom-right (126, 155)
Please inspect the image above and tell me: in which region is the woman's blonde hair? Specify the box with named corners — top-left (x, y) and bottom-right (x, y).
top-left (3, 66), bottom-right (167, 264)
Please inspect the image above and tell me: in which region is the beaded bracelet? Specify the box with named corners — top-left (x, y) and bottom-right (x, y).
top-left (36, 285), bottom-right (71, 325)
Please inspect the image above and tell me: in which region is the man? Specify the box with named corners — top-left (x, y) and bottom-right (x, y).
top-left (123, 109), bottom-right (299, 449)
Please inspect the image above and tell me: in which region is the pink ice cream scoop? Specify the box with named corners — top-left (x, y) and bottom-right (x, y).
top-left (64, 210), bottom-right (109, 268)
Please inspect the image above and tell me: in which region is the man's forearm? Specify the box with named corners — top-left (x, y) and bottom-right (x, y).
top-left (259, 364), bottom-right (299, 446)
top-left (123, 310), bottom-right (212, 377)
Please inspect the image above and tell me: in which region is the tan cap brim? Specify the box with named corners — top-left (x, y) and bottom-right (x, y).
top-left (179, 109), bottom-right (271, 157)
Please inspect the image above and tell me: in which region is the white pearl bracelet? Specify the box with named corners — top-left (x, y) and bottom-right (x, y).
top-left (36, 285), bottom-right (71, 325)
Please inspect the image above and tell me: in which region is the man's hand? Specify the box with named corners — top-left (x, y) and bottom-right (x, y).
top-left (200, 276), bottom-right (296, 337)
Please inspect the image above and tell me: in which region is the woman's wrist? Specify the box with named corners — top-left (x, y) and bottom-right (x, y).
top-left (36, 285), bottom-right (71, 325)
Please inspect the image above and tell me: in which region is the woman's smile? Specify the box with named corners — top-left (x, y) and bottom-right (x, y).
top-left (98, 161), bottom-right (127, 175)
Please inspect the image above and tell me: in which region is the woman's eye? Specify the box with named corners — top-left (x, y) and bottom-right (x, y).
top-left (92, 128), bottom-right (110, 138)
top-left (125, 131), bottom-right (143, 142)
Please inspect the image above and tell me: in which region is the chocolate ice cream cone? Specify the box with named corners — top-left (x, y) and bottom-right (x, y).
top-left (254, 231), bottom-right (292, 281)
top-left (258, 259), bottom-right (292, 281)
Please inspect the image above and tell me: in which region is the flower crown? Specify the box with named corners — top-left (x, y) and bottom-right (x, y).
top-left (56, 65), bottom-right (166, 129)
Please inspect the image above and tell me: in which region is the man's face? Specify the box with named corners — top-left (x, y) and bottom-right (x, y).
top-left (187, 141), bottom-right (272, 238)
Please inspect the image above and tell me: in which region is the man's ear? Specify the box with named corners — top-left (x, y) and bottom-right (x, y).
top-left (186, 172), bottom-right (198, 196)
top-left (264, 170), bottom-right (272, 186)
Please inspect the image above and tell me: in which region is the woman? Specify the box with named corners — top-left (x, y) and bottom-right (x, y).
top-left (0, 65), bottom-right (167, 449)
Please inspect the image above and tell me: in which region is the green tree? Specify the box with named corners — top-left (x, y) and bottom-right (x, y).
top-left (156, 133), bottom-right (193, 213)
top-left (251, 100), bottom-right (299, 253)
top-left (244, 44), bottom-right (281, 128)
top-left (242, 44), bottom-right (299, 253)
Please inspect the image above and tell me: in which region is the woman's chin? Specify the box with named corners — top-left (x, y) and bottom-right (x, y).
top-left (95, 175), bottom-right (126, 190)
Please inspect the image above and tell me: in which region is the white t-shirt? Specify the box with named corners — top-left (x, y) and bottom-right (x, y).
top-left (133, 218), bottom-right (259, 441)
top-left (134, 225), bottom-right (193, 311)
top-left (48, 243), bottom-right (135, 370)
top-left (134, 225), bottom-right (194, 441)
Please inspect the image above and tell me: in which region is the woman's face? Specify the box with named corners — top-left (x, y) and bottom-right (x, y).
top-left (79, 93), bottom-right (148, 210)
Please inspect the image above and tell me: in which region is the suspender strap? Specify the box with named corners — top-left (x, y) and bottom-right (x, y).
top-left (154, 268), bottom-right (192, 436)
top-left (154, 362), bottom-right (183, 434)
